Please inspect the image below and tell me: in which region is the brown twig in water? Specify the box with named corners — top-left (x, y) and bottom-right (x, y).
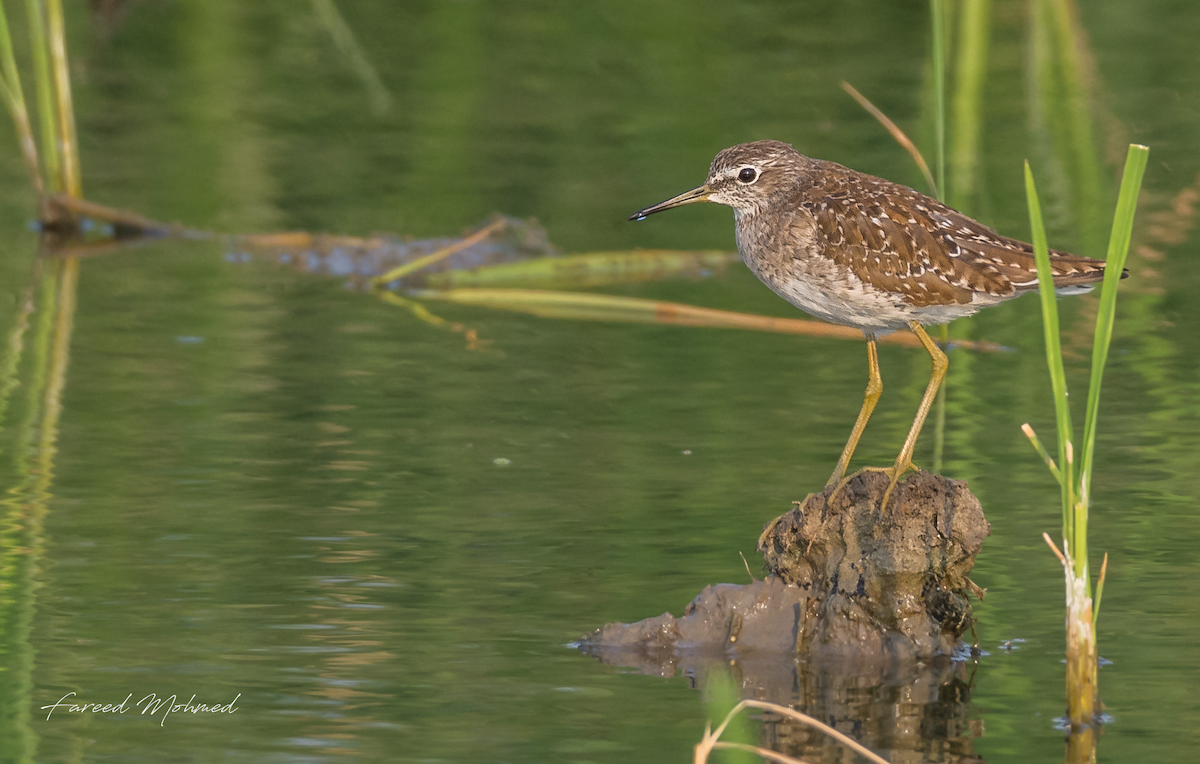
top-left (42, 194), bottom-right (197, 236)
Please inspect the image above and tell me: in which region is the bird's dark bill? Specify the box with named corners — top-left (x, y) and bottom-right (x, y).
top-left (628, 185), bottom-right (711, 220)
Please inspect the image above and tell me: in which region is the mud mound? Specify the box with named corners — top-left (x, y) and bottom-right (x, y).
top-left (578, 470), bottom-right (989, 661)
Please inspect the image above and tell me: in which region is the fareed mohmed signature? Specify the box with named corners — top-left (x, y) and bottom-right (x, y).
top-left (41, 692), bottom-right (241, 727)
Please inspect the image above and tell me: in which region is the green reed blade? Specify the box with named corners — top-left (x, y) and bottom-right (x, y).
top-left (1077, 145), bottom-right (1148, 502)
top-left (26, 0), bottom-right (59, 193)
top-left (1025, 161), bottom-right (1075, 544)
top-left (45, 0), bottom-right (80, 197)
top-left (1021, 422), bottom-right (1062, 484)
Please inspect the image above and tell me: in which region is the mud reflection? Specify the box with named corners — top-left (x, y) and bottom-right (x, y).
top-left (591, 644), bottom-right (981, 763)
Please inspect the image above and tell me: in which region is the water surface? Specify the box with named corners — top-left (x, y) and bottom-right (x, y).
top-left (2, 1), bottom-right (1199, 762)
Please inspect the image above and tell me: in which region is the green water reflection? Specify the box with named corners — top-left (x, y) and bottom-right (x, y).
top-left (1, 1), bottom-right (1199, 762)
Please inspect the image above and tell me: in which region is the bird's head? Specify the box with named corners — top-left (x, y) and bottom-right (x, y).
top-left (629, 140), bottom-right (808, 220)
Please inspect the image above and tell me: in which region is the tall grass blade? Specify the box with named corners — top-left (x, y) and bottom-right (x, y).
top-left (1077, 145), bottom-right (1149, 501)
top-left (26, 0), bottom-right (59, 193)
top-left (930, 0), bottom-right (946, 200)
top-left (1047, 0), bottom-right (1105, 254)
top-left (949, 0), bottom-right (990, 210)
top-left (1024, 161), bottom-right (1075, 543)
top-left (45, 0), bottom-right (80, 197)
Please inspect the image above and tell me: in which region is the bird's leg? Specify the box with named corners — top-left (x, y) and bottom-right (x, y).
top-left (825, 337), bottom-right (882, 506)
top-left (879, 322), bottom-right (949, 509)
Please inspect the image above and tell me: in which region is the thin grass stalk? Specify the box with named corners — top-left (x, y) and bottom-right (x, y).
top-left (310, 0), bottom-right (391, 114)
top-left (1077, 145), bottom-right (1148, 503)
top-left (949, 0), bottom-right (990, 210)
top-left (932, 347), bottom-right (946, 472)
top-left (701, 741), bottom-right (807, 764)
top-left (1024, 162), bottom-right (1075, 544)
top-left (25, 0), bottom-right (59, 193)
top-left (1047, 0), bottom-right (1104, 253)
top-left (0, 0), bottom-right (43, 195)
top-left (1021, 422), bottom-right (1062, 483)
top-left (928, 0), bottom-right (950, 473)
top-left (840, 81), bottom-right (937, 197)
top-left (45, 0), bottom-right (79, 197)
top-left (930, 0), bottom-right (946, 200)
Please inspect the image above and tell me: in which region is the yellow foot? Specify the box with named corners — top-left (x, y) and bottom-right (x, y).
top-left (827, 460), bottom-right (918, 512)
top-left (880, 457), bottom-right (918, 510)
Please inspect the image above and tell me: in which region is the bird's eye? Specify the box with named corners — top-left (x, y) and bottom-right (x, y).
top-left (737, 167), bottom-right (758, 183)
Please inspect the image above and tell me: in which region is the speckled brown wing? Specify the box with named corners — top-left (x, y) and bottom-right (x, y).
top-left (800, 163), bottom-right (1109, 308)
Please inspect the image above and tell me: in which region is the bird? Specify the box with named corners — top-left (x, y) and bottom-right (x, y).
top-left (629, 139), bottom-right (1119, 509)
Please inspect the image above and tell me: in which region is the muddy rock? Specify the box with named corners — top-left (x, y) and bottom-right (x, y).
top-left (578, 470), bottom-right (989, 662)
top-left (761, 469), bottom-right (990, 659)
top-left (578, 576), bottom-right (806, 667)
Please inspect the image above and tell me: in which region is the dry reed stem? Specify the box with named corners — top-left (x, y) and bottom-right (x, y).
top-left (704, 741), bottom-right (811, 764)
top-left (373, 218), bottom-right (507, 285)
top-left (1046, 535), bottom-right (1099, 728)
top-left (1043, 532), bottom-right (1067, 564)
top-left (739, 551), bottom-right (757, 583)
top-left (695, 699), bottom-right (889, 764)
top-left (415, 288), bottom-right (1007, 352)
top-left (841, 80), bottom-right (938, 197)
